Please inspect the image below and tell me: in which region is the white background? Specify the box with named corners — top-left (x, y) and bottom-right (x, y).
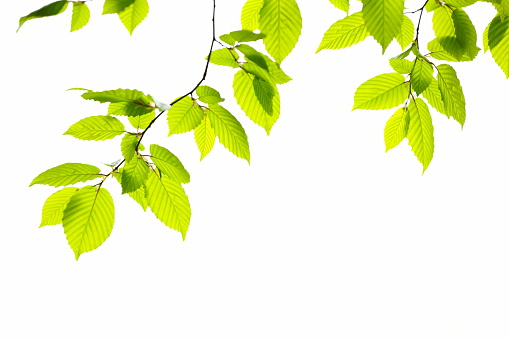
top-left (2, 1), bottom-right (509, 338)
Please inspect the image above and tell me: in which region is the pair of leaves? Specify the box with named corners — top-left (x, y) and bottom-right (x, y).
top-left (18, 0), bottom-right (148, 34)
top-left (484, 14), bottom-right (509, 78)
top-left (384, 99), bottom-right (434, 172)
top-left (241, 0), bottom-right (302, 64)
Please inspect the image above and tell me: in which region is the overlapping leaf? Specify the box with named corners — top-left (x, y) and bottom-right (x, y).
top-left (436, 64), bottom-right (466, 125)
top-left (82, 88), bottom-right (150, 104)
top-left (145, 171), bottom-right (191, 240)
top-left (362, 0), bottom-right (404, 53)
top-left (316, 12), bottom-right (370, 52)
top-left (329, 0), bottom-right (350, 12)
top-left (63, 186), bottom-right (115, 260)
top-left (150, 144), bottom-right (190, 183)
top-left (194, 115), bottom-right (216, 160)
top-left (389, 59), bottom-right (413, 74)
top-left (17, 0), bottom-right (69, 32)
top-left (241, 0), bottom-right (264, 30)
top-left (121, 133), bottom-right (141, 162)
top-left (108, 102), bottom-right (154, 117)
top-left (121, 155), bottom-right (149, 194)
top-left (422, 79), bottom-right (446, 115)
top-left (167, 96), bottom-right (204, 135)
top-left (64, 115), bottom-right (125, 141)
top-left (40, 187), bottom-right (79, 227)
top-left (406, 98), bottom-right (434, 172)
top-left (128, 111), bottom-right (155, 129)
top-left (259, 0), bottom-right (302, 63)
top-left (396, 15), bottom-right (415, 50)
top-left (207, 104), bottom-right (250, 162)
top-left (196, 86), bottom-right (224, 104)
top-left (487, 15), bottom-right (509, 77)
top-left (353, 73), bottom-right (408, 110)
top-left (209, 48), bottom-right (240, 68)
top-left (30, 163), bottom-right (102, 187)
top-left (102, 0), bottom-right (135, 14)
top-left (427, 38), bottom-right (479, 62)
top-left (113, 171), bottom-right (148, 211)
top-left (233, 69), bottom-right (280, 134)
top-left (411, 59), bottom-right (433, 95)
top-left (71, 2), bottom-right (90, 32)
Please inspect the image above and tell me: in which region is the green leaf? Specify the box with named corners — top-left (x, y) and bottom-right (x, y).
top-left (63, 186), bottom-right (115, 260)
top-left (167, 96), bottom-right (204, 135)
top-left (233, 69), bottom-right (280, 134)
top-left (353, 73), bottom-right (408, 110)
top-left (487, 15), bottom-right (509, 77)
top-left (391, 45), bottom-right (413, 60)
top-left (150, 144), bottom-right (190, 184)
top-left (229, 30), bottom-right (266, 43)
top-left (40, 187), bottom-right (79, 227)
top-left (102, 0), bottom-right (135, 14)
top-left (30, 163), bottom-right (102, 187)
top-left (427, 38), bottom-right (479, 61)
top-left (82, 88), bottom-right (150, 104)
top-left (422, 78), bottom-right (446, 115)
top-left (411, 59), bottom-right (433, 95)
top-left (108, 102), bottom-right (154, 117)
top-left (396, 15), bottom-right (415, 50)
top-left (121, 155), bottom-right (149, 194)
top-left (261, 55), bottom-right (293, 84)
top-left (209, 48), bottom-right (240, 68)
top-left (113, 171), bottom-right (148, 211)
top-left (206, 104), bottom-right (250, 162)
top-left (220, 34), bottom-right (237, 46)
top-left (194, 115), bottom-right (216, 160)
top-left (145, 170), bottom-right (191, 240)
top-left (118, 0), bottom-right (149, 35)
top-left (253, 77), bottom-right (275, 115)
top-left (432, 7), bottom-right (478, 60)
top-left (236, 44), bottom-right (269, 70)
top-left (426, 0), bottom-right (441, 11)
top-left (316, 12), bottom-right (370, 52)
top-left (17, 0), bottom-right (69, 32)
top-left (196, 86), bottom-right (225, 104)
top-left (71, 2), bottom-right (90, 32)
top-left (329, 0), bottom-right (350, 12)
top-left (389, 59), bottom-right (414, 74)
top-left (64, 115), bottom-right (125, 141)
top-left (447, 0), bottom-right (478, 7)
top-left (384, 107), bottom-right (409, 152)
top-left (362, 0), bottom-right (404, 53)
top-left (436, 64), bottom-right (466, 125)
top-left (241, 0), bottom-right (264, 30)
top-left (121, 133), bottom-right (141, 162)
top-left (259, 0), bottom-right (302, 63)
top-left (128, 111), bottom-right (155, 129)
top-left (406, 98), bottom-right (434, 173)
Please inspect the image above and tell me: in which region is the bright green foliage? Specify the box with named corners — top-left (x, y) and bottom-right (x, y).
top-left (425, 0), bottom-right (441, 12)
top-left (114, 171), bottom-right (148, 211)
top-left (422, 79), bottom-right (446, 115)
top-left (253, 77), bottom-right (275, 115)
top-left (17, 0), bottom-right (68, 32)
top-left (447, 0), bottom-right (478, 7)
top-left (145, 170), bottom-right (191, 240)
top-left (82, 88), bottom-right (151, 104)
top-left (121, 133), bottom-right (141, 162)
top-left (436, 64), bottom-right (466, 125)
top-left (410, 59), bottom-right (433, 95)
top-left (259, 0), bottom-right (302, 63)
top-left (316, 12), bottom-right (370, 52)
top-left (118, 0), bottom-right (150, 35)
top-left (128, 111), bottom-right (155, 129)
top-left (396, 15), bottom-right (415, 50)
top-left (150, 144), bottom-right (190, 184)
top-left (64, 116), bottom-right (125, 141)
top-left (194, 115), bottom-right (216, 160)
top-left (233, 69), bottom-right (280, 134)
top-left (329, 0), bottom-right (350, 12)
top-left (209, 48), bottom-right (240, 68)
top-left (237, 44), bottom-right (269, 70)
top-left (384, 107), bottom-right (409, 152)
top-left (406, 98), bottom-right (434, 173)
top-left (62, 186), bottom-right (115, 260)
top-left (486, 15), bottom-right (509, 77)
top-left (103, 0), bottom-right (136, 14)
top-left (432, 7), bottom-right (478, 60)
top-left (40, 187), bottom-right (79, 227)
top-left (108, 102), bottom-right (154, 117)
top-left (389, 59), bottom-right (414, 74)
top-left (196, 86), bottom-right (225, 104)
top-left (71, 2), bottom-right (90, 32)
top-left (427, 38), bottom-right (479, 62)
top-left (260, 55), bottom-right (293, 84)
top-left (121, 155), bottom-right (149, 194)
top-left (167, 96), bottom-right (204, 135)
top-left (30, 163), bottom-right (102, 187)
top-left (227, 30), bottom-right (266, 43)
top-left (206, 104), bottom-right (251, 162)
top-left (353, 73), bottom-right (408, 110)
top-left (361, 0), bottom-right (405, 53)
top-left (241, 0), bottom-right (264, 30)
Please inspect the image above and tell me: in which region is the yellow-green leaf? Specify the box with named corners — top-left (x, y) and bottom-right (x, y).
top-left (121, 155), bottom-right (149, 194)
top-left (17, 0), bottom-right (69, 32)
top-left (396, 15), bottom-right (415, 50)
top-left (411, 59), bottom-right (433, 95)
top-left (384, 107), bottom-right (409, 152)
top-left (241, 0), bottom-right (264, 30)
top-left (167, 96), bottom-right (204, 135)
top-left (362, 0), bottom-right (405, 53)
top-left (406, 98), bottom-right (434, 173)
top-left (118, 0), bottom-right (149, 35)
top-left (316, 12), bottom-right (370, 52)
top-left (71, 2), bottom-right (90, 32)
top-left (150, 144), bottom-right (190, 184)
top-left (40, 187), bottom-right (79, 227)
top-left (64, 115), bottom-right (125, 141)
top-left (353, 73), bottom-right (408, 110)
top-left (436, 64), bottom-right (466, 125)
top-left (30, 163), bottom-right (102, 187)
top-left (194, 115), bottom-right (216, 160)
top-left (329, 0), bottom-right (350, 12)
